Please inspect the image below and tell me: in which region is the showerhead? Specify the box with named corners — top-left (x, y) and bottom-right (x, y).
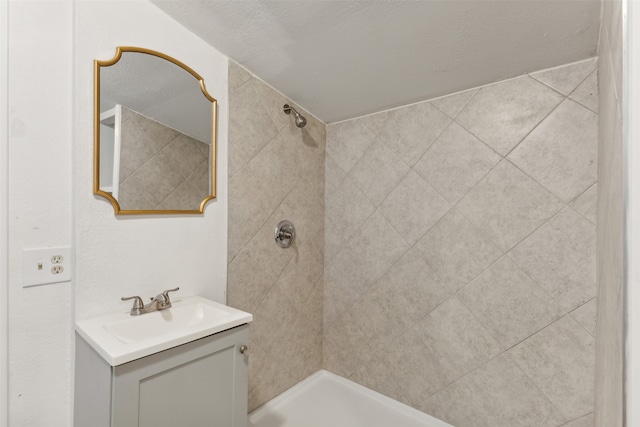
top-left (283, 104), bottom-right (307, 128)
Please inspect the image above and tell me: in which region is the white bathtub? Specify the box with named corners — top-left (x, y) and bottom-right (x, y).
top-left (248, 370), bottom-right (453, 427)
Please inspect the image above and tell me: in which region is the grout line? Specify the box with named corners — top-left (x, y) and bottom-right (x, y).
top-left (502, 87), bottom-right (567, 159)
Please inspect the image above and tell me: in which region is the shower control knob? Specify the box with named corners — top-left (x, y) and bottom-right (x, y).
top-left (275, 220), bottom-right (296, 248)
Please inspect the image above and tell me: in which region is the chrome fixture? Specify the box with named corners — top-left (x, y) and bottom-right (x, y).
top-left (121, 287), bottom-right (180, 315)
top-left (283, 104), bottom-right (307, 128)
top-left (275, 220), bottom-right (296, 248)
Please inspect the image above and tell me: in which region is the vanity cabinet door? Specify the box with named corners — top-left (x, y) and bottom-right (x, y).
top-left (111, 325), bottom-right (249, 427)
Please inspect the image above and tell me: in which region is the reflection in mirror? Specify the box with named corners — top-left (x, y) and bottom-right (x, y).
top-left (94, 47), bottom-right (217, 214)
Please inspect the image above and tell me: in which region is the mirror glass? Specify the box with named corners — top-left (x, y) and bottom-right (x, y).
top-left (94, 46), bottom-right (217, 214)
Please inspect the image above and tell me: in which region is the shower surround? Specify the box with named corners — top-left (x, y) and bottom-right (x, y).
top-left (227, 61), bottom-right (326, 411)
top-left (228, 59), bottom-right (598, 426)
top-left (324, 59), bottom-right (598, 427)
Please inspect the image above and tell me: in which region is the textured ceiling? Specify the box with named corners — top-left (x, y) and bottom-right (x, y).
top-left (152, 0), bottom-right (601, 123)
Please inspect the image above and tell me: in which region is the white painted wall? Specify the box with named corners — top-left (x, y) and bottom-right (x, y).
top-left (74, 1), bottom-right (229, 321)
top-left (7, 1), bottom-right (74, 425)
top-left (5, 1), bottom-right (230, 425)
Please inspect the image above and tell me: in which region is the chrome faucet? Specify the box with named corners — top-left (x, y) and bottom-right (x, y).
top-left (121, 287), bottom-right (180, 316)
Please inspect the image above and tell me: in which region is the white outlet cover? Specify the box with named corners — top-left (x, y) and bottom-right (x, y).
top-left (22, 246), bottom-right (72, 287)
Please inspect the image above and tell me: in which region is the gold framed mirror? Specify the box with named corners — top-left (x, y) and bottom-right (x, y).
top-left (94, 46), bottom-right (217, 215)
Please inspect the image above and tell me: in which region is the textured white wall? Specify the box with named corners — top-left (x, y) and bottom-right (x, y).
top-left (74, 1), bottom-right (229, 322)
top-left (6, 1), bottom-right (230, 426)
top-left (7, 2), bottom-right (74, 425)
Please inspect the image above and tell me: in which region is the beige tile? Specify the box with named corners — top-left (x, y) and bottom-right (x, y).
top-left (300, 109), bottom-right (327, 154)
top-left (247, 340), bottom-right (302, 412)
top-left (119, 108), bottom-right (180, 182)
top-left (422, 353), bottom-right (566, 427)
top-left (323, 246), bottom-right (372, 326)
top-left (510, 316), bottom-right (595, 421)
top-left (357, 110), bottom-right (390, 136)
top-left (352, 354), bottom-right (409, 404)
top-left (279, 281), bottom-right (323, 381)
top-left (227, 166), bottom-right (277, 261)
top-left (531, 58), bottom-right (597, 95)
top-left (388, 297), bottom-right (501, 405)
top-left (457, 160), bottom-right (563, 252)
top-left (416, 209), bottom-right (503, 292)
top-left (350, 247), bottom-right (451, 352)
top-left (378, 171), bottom-right (450, 245)
top-left (227, 220), bottom-right (295, 313)
top-left (118, 150), bottom-right (186, 209)
top-left (430, 89), bottom-right (478, 119)
top-left (509, 207), bottom-right (596, 312)
top-left (570, 184), bottom-right (597, 225)
top-left (325, 176), bottom-right (375, 244)
top-left (326, 119), bottom-right (376, 174)
top-left (274, 219), bottom-right (324, 308)
top-left (325, 154), bottom-right (346, 193)
top-left (456, 76), bottom-right (563, 155)
top-left (414, 122), bottom-right (501, 203)
top-left (155, 160), bottom-right (209, 210)
top-left (269, 175), bottom-right (323, 247)
top-left (570, 298), bottom-right (597, 337)
top-left (324, 311), bottom-right (374, 377)
top-left (228, 82), bottom-right (279, 177)
top-left (570, 70), bottom-right (598, 113)
top-left (159, 133), bottom-right (208, 180)
top-left (458, 257), bottom-right (565, 350)
top-left (247, 341), bottom-right (279, 411)
top-left (378, 100), bottom-right (451, 166)
top-left (228, 60), bottom-right (253, 92)
top-left (249, 78), bottom-right (290, 131)
top-left (347, 211), bottom-right (410, 285)
top-left (244, 122), bottom-right (310, 208)
top-left (508, 99), bottom-right (598, 203)
top-left (561, 413), bottom-right (593, 427)
top-left (325, 212), bottom-right (409, 323)
top-left (250, 285), bottom-right (299, 356)
top-left (350, 140), bottom-right (411, 206)
top-left (322, 275), bottom-right (349, 331)
top-left (117, 177), bottom-right (159, 210)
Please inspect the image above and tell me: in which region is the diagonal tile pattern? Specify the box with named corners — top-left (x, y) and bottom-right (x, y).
top-left (227, 62), bottom-right (325, 411)
top-left (324, 58), bottom-right (598, 426)
top-left (508, 99), bottom-right (598, 203)
top-left (228, 57), bottom-right (599, 424)
top-left (455, 76), bottom-right (564, 155)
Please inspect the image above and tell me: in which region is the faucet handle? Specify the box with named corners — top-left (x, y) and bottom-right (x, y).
top-left (161, 287), bottom-right (180, 304)
top-left (121, 295), bottom-right (144, 315)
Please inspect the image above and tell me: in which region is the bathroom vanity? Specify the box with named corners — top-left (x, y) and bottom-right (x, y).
top-left (74, 296), bottom-right (252, 427)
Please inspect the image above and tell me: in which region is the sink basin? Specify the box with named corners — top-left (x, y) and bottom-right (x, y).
top-left (76, 296), bottom-right (253, 366)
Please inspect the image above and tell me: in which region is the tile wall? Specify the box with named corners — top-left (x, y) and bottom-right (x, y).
top-left (324, 59), bottom-right (598, 427)
top-left (226, 62), bottom-right (326, 411)
top-left (118, 106), bottom-right (210, 210)
top-left (594, 0), bottom-right (624, 425)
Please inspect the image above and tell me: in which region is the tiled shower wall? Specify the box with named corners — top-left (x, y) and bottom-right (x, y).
top-left (118, 106), bottom-right (210, 210)
top-left (594, 0), bottom-right (624, 425)
top-left (324, 59), bottom-right (598, 427)
top-left (226, 62), bottom-right (326, 411)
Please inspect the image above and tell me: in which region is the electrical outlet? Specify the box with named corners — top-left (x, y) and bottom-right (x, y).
top-left (22, 247), bottom-right (72, 287)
